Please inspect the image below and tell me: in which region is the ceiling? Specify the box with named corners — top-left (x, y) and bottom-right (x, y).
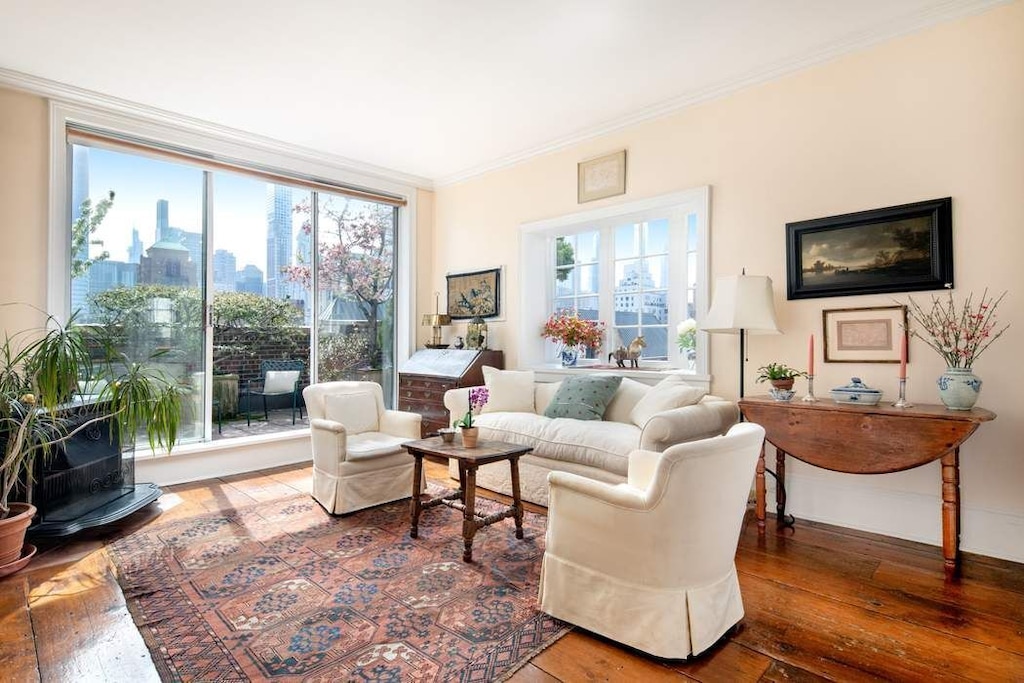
top-left (0, 0), bottom-right (1004, 185)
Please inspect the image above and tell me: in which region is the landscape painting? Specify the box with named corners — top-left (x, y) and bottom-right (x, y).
top-left (446, 267), bottom-right (500, 319)
top-left (786, 198), bottom-right (953, 300)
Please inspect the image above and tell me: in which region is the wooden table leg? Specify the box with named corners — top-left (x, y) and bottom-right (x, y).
top-left (462, 465), bottom-right (478, 562)
top-left (941, 448), bottom-right (961, 579)
top-left (509, 456), bottom-right (524, 539)
top-left (775, 447), bottom-right (787, 523)
top-left (457, 461), bottom-right (467, 503)
top-left (410, 453), bottom-right (423, 539)
top-left (756, 441), bottom-right (766, 535)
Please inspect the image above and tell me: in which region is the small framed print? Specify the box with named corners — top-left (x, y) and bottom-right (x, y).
top-left (823, 305), bottom-right (908, 363)
top-left (578, 150), bottom-right (626, 203)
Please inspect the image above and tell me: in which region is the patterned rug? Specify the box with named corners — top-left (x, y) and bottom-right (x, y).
top-left (108, 488), bottom-right (569, 681)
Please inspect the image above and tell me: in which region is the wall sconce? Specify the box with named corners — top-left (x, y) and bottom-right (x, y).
top-left (422, 292), bottom-right (451, 348)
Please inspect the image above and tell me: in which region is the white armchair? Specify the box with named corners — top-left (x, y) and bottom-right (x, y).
top-left (303, 381), bottom-right (425, 515)
top-left (538, 422), bottom-right (765, 658)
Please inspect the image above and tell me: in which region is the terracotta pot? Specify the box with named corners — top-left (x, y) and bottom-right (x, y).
top-left (0, 503), bottom-right (36, 567)
top-left (460, 426), bottom-right (479, 448)
top-left (770, 378), bottom-right (795, 391)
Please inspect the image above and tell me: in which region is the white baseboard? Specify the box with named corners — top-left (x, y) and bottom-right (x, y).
top-left (766, 472), bottom-right (1024, 564)
top-left (137, 432), bottom-right (312, 488)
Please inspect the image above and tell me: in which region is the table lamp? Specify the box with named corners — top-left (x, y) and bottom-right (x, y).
top-left (700, 272), bottom-right (781, 398)
top-left (422, 292), bottom-right (451, 348)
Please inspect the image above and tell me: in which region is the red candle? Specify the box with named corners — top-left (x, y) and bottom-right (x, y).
top-left (899, 334), bottom-right (907, 380)
top-left (808, 334), bottom-right (814, 376)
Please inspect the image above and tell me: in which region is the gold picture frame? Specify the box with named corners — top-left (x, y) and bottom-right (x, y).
top-left (577, 150), bottom-right (627, 203)
top-left (823, 305), bottom-right (908, 363)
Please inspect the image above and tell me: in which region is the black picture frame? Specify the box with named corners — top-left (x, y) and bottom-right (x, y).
top-left (786, 198), bottom-right (953, 300)
top-left (446, 267), bottom-right (501, 319)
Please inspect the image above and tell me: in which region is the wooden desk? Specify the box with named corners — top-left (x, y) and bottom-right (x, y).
top-left (738, 397), bottom-right (995, 578)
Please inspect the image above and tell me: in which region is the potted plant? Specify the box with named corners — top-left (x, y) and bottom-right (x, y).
top-left (755, 363), bottom-right (808, 391)
top-left (0, 308), bottom-right (184, 572)
top-left (452, 386), bottom-right (489, 448)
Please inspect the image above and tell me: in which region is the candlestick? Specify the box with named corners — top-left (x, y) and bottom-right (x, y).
top-left (899, 334), bottom-right (907, 380)
top-left (808, 334), bottom-right (815, 377)
top-left (892, 377), bottom-right (913, 408)
top-left (802, 374), bottom-right (818, 402)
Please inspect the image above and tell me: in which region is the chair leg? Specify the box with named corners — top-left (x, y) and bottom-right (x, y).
top-left (245, 393), bottom-right (252, 427)
top-left (263, 395), bottom-right (270, 423)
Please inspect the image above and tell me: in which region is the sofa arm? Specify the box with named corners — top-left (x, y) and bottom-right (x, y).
top-left (443, 387), bottom-right (473, 427)
top-left (638, 398), bottom-right (740, 452)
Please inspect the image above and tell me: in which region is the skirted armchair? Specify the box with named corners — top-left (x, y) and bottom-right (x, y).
top-left (303, 381), bottom-right (425, 515)
top-left (538, 422), bottom-right (765, 658)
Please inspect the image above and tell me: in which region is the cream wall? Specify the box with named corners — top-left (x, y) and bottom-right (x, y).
top-left (431, 3), bottom-right (1024, 561)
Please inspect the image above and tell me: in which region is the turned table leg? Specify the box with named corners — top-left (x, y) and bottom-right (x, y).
top-left (409, 453), bottom-right (424, 538)
top-left (462, 465), bottom-right (478, 562)
top-left (776, 447), bottom-right (788, 523)
top-left (941, 448), bottom-right (961, 579)
top-left (756, 441), bottom-right (767, 534)
top-left (510, 456), bottom-right (524, 539)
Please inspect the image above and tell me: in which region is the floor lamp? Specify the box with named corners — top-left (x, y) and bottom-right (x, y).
top-left (700, 273), bottom-right (781, 398)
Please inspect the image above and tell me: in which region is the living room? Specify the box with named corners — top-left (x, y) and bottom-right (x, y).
top-left (0, 1), bottom-right (1022, 680)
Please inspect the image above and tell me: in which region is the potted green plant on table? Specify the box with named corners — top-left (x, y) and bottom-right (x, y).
top-left (0, 308), bottom-right (184, 575)
top-left (452, 386), bottom-right (489, 448)
top-left (755, 363), bottom-right (808, 392)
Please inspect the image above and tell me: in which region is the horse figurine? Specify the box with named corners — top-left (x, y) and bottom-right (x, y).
top-left (609, 336), bottom-right (646, 368)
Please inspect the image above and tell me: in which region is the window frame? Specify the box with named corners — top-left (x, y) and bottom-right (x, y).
top-left (519, 187), bottom-right (711, 384)
top-left (48, 101), bottom-right (418, 454)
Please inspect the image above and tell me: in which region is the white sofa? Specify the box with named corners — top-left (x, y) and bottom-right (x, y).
top-left (443, 371), bottom-right (739, 506)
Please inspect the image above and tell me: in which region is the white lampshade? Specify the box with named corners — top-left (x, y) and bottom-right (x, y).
top-left (701, 274), bottom-right (781, 334)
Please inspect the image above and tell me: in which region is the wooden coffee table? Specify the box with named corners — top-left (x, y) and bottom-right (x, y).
top-left (403, 437), bottom-right (533, 562)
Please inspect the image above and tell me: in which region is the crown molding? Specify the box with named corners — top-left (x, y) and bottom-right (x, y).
top-left (0, 67), bottom-right (434, 191)
top-left (434, 0), bottom-right (1012, 187)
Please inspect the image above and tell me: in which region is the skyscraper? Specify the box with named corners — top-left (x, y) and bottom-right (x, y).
top-left (265, 185), bottom-right (293, 299)
top-left (213, 249), bottom-right (238, 292)
top-left (156, 199), bottom-right (169, 242)
top-left (128, 228), bottom-right (143, 264)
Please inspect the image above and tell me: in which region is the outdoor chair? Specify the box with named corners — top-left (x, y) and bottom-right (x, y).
top-left (241, 360), bottom-right (305, 426)
top-left (538, 422), bottom-right (766, 658)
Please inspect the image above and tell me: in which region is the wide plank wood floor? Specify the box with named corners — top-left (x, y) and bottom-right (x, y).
top-left (2, 460), bottom-right (1022, 682)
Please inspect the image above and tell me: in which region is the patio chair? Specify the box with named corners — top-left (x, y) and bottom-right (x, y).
top-left (241, 360), bottom-right (305, 426)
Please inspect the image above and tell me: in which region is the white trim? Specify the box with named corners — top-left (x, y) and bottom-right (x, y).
top-left (434, 0), bottom-right (1011, 186)
top-left (532, 366), bottom-right (711, 392)
top-left (3, 68), bottom-right (432, 190)
top-left (519, 188), bottom-right (710, 372)
top-left (765, 470), bottom-right (1024, 564)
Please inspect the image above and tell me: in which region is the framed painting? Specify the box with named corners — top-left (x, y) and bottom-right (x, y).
top-left (446, 267), bottom-right (501, 319)
top-left (786, 197), bottom-right (953, 300)
top-left (823, 305), bottom-right (908, 363)
top-left (578, 150), bottom-right (627, 203)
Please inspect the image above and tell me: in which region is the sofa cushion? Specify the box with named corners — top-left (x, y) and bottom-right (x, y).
top-left (603, 377), bottom-right (650, 424)
top-left (544, 374), bottom-right (623, 421)
top-left (630, 376), bottom-right (707, 428)
top-left (324, 391), bottom-right (379, 434)
top-left (481, 366), bottom-right (535, 414)
top-left (474, 412), bottom-right (639, 476)
top-left (535, 381), bottom-right (562, 414)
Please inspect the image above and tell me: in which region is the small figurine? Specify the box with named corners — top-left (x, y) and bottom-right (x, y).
top-left (453, 336), bottom-right (465, 350)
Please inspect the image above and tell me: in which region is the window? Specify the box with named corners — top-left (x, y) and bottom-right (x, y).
top-left (520, 188), bottom-right (709, 376)
top-left (54, 105), bottom-right (413, 450)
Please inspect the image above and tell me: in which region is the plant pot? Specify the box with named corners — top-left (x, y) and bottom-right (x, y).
top-left (559, 347), bottom-right (580, 367)
top-left (937, 367), bottom-right (982, 411)
top-left (460, 426), bottom-right (479, 448)
top-left (0, 503), bottom-right (36, 567)
top-left (770, 378), bottom-right (795, 391)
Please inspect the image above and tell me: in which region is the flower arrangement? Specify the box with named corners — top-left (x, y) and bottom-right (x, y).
top-left (453, 386), bottom-right (489, 429)
top-left (676, 318), bottom-right (697, 353)
top-left (541, 311), bottom-right (605, 350)
top-left (905, 289), bottom-right (1009, 369)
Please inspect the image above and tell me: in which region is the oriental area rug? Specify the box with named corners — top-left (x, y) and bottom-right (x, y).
top-left (108, 488), bottom-right (569, 682)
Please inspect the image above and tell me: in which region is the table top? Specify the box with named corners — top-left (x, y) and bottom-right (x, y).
top-left (739, 395), bottom-right (995, 423)
top-left (402, 437), bottom-right (533, 465)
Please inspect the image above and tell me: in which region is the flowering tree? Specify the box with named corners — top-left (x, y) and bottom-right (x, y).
top-left (71, 191), bottom-right (115, 278)
top-left (285, 199), bottom-right (395, 366)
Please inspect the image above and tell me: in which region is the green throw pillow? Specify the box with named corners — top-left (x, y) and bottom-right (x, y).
top-left (543, 374), bottom-right (623, 421)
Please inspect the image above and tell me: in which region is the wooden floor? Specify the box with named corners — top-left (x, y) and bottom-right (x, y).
top-left (2, 460), bottom-right (1023, 682)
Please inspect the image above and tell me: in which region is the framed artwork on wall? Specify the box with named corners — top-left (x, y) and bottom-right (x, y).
top-left (786, 197), bottom-right (953, 300)
top-left (823, 305), bottom-right (908, 363)
top-left (446, 267), bottom-right (501, 319)
top-left (578, 150), bottom-right (627, 203)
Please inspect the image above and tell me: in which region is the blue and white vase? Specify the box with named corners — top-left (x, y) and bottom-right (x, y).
top-left (559, 346), bottom-right (580, 367)
top-left (937, 367), bottom-right (982, 411)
